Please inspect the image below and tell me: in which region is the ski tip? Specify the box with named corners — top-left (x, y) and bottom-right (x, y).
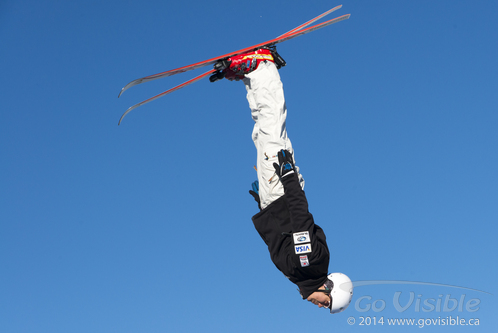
top-left (118, 112), bottom-right (127, 125)
top-left (118, 109), bottom-right (129, 125)
top-left (118, 103), bottom-right (141, 125)
top-left (118, 78), bottom-right (143, 98)
top-left (118, 84), bottom-right (131, 98)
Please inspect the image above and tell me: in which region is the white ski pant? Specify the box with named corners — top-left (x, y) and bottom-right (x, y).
top-left (243, 61), bottom-right (305, 209)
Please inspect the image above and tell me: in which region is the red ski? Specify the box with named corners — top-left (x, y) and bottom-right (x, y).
top-left (118, 5), bottom-right (350, 125)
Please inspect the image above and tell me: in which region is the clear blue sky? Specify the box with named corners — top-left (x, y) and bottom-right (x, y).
top-left (1, 1), bottom-right (497, 332)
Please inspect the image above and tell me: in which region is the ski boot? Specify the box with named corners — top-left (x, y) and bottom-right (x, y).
top-left (210, 46), bottom-right (286, 82)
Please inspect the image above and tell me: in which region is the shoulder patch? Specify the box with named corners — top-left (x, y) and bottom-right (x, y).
top-left (294, 243), bottom-right (312, 254)
top-left (299, 255), bottom-right (309, 267)
top-left (293, 231), bottom-right (310, 244)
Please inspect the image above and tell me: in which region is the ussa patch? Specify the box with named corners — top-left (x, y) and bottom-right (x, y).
top-left (300, 255), bottom-right (309, 267)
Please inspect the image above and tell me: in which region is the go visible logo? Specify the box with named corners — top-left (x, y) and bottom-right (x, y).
top-left (294, 243), bottom-right (312, 254)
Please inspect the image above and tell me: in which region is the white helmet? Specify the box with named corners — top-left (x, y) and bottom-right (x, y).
top-left (326, 273), bottom-right (353, 314)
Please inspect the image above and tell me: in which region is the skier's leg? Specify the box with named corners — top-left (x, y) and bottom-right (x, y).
top-left (243, 61), bottom-right (304, 209)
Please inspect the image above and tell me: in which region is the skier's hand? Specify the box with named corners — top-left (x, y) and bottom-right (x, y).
top-left (249, 180), bottom-right (261, 210)
top-left (272, 149), bottom-right (295, 179)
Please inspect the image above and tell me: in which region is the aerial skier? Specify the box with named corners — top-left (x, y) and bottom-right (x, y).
top-left (221, 48), bottom-right (353, 313)
top-left (116, 4), bottom-right (353, 313)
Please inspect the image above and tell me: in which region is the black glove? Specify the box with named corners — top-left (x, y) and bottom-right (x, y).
top-left (249, 180), bottom-right (261, 210)
top-left (273, 149), bottom-right (295, 179)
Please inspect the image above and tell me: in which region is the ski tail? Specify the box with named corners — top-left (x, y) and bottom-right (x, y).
top-left (270, 14), bottom-right (350, 46)
top-left (278, 5), bottom-right (342, 38)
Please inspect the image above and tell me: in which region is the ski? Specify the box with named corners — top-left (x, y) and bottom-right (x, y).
top-left (119, 11), bottom-right (349, 97)
top-left (118, 6), bottom-right (350, 124)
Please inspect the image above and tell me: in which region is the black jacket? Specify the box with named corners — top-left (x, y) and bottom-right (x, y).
top-left (252, 172), bottom-right (330, 299)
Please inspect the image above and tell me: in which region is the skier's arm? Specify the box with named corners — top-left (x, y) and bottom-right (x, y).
top-left (281, 172), bottom-right (313, 231)
top-left (273, 150), bottom-right (314, 231)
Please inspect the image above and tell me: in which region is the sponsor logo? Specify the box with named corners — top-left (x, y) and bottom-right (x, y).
top-left (294, 243), bottom-right (312, 254)
top-left (300, 255), bottom-right (309, 267)
top-left (293, 231), bottom-right (310, 244)
top-left (264, 152), bottom-right (278, 161)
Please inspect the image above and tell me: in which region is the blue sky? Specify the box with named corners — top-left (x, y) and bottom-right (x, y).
top-left (1, 0), bottom-right (497, 332)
